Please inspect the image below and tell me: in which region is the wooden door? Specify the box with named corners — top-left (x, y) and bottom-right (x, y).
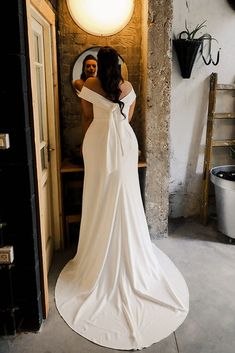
top-left (31, 15), bottom-right (54, 269)
top-left (26, 1), bottom-right (62, 317)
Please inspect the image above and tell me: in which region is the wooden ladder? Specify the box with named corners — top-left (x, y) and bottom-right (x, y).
top-left (201, 72), bottom-right (235, 225)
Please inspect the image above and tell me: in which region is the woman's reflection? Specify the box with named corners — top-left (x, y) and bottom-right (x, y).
top-left (73, 55), bottom-right (97, 94)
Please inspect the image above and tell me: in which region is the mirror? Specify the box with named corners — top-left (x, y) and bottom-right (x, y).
top-left (72, 46), bottom-right (128, 93)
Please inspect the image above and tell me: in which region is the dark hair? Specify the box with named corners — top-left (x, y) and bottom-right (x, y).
top-left (80, 54), bottom-right (97, 81)
top-left (97, 46), bottom-right (125, 117)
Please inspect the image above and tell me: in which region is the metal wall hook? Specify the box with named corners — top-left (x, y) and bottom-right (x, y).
top-left (200, 37), bottom-right (220, 66)
top-left (211, 49), bottom-right (220, 66)
top-left (201, 54), bottom-right (212, 65)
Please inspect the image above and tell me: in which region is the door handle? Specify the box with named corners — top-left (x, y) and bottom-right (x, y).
top-left (47, 146), bottom-right (55, 162)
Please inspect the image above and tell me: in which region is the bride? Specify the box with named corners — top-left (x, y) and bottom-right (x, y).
top-left (55, 46), bottom-right (189, 350)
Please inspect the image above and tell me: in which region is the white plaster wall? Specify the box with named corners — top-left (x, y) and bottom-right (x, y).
top-left (170, 0), bottom-right (235, 217)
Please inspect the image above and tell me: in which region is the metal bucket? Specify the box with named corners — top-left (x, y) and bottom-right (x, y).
top-left (210, 165), bottom-right (235, 239)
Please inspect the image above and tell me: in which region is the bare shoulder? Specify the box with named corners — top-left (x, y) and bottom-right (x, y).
top-left (73, 79), bottom-right (84, 91)
top-left (120, 80), bottom-right (134, 98)
top-left (121, 80), bottom-right (133, 89)
top-left (83, 77), bottom-right (105, 95)
top-left (83, 77), bottom-right (97, 89)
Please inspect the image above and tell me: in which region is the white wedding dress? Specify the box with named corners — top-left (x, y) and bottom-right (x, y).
top-left (55, 86), bottom-right (189, 350)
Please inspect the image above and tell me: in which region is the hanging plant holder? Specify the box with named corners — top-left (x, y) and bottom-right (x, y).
top-left (173, 21), bottom-right (220, 79)
top-left (173, 39), bottom-right (202, 79)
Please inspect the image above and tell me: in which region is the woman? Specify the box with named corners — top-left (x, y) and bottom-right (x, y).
top-left (55, 46), bottom-right (189, 350)
top-left (73, 54), bottom-right (97, 93)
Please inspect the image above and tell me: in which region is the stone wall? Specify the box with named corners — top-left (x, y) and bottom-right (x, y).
top-left (144, 0), bottom-right (173, 237)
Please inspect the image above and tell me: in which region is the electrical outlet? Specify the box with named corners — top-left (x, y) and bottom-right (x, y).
top-left (0, 246), bottom-right (14, 264)
top-left (0, 133), bottom-right (10, 149)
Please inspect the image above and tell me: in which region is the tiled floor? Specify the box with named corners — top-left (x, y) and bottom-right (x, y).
top-left (1, 218), bottom-right (235, 353)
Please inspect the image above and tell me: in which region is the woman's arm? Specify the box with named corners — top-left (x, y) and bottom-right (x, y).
top-left (128, 99), bottom-right (136, 122)
top-left (80, 98), bottom-right (93, 139)
top-left (120, 81), bottom-right (136, 122)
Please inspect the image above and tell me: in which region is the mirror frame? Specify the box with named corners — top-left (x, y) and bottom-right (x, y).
top-left (72, 46), bottom-right (128, 92)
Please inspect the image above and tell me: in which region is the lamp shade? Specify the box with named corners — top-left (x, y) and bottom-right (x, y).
top-left (66, 0), bottom-right (135, 36)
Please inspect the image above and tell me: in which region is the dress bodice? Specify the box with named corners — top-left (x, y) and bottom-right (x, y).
top-left (78, 86), bottom-right (136, 120)
top-left (79, 86), bottom-right (136, 174)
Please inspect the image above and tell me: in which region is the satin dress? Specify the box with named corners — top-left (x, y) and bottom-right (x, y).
top-left (55, 86), bottom-right (189, 350)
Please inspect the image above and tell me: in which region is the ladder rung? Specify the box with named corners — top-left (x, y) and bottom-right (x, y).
top-left (216, 84), bottom-right (235, 90)
top-left (212, 139), bottom-right (235, 147)
top-left (212, 113), bottom-right (235, 119)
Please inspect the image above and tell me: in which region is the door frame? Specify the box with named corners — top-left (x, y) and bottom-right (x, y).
top-left (26, 0), bottom-right (63, 316)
